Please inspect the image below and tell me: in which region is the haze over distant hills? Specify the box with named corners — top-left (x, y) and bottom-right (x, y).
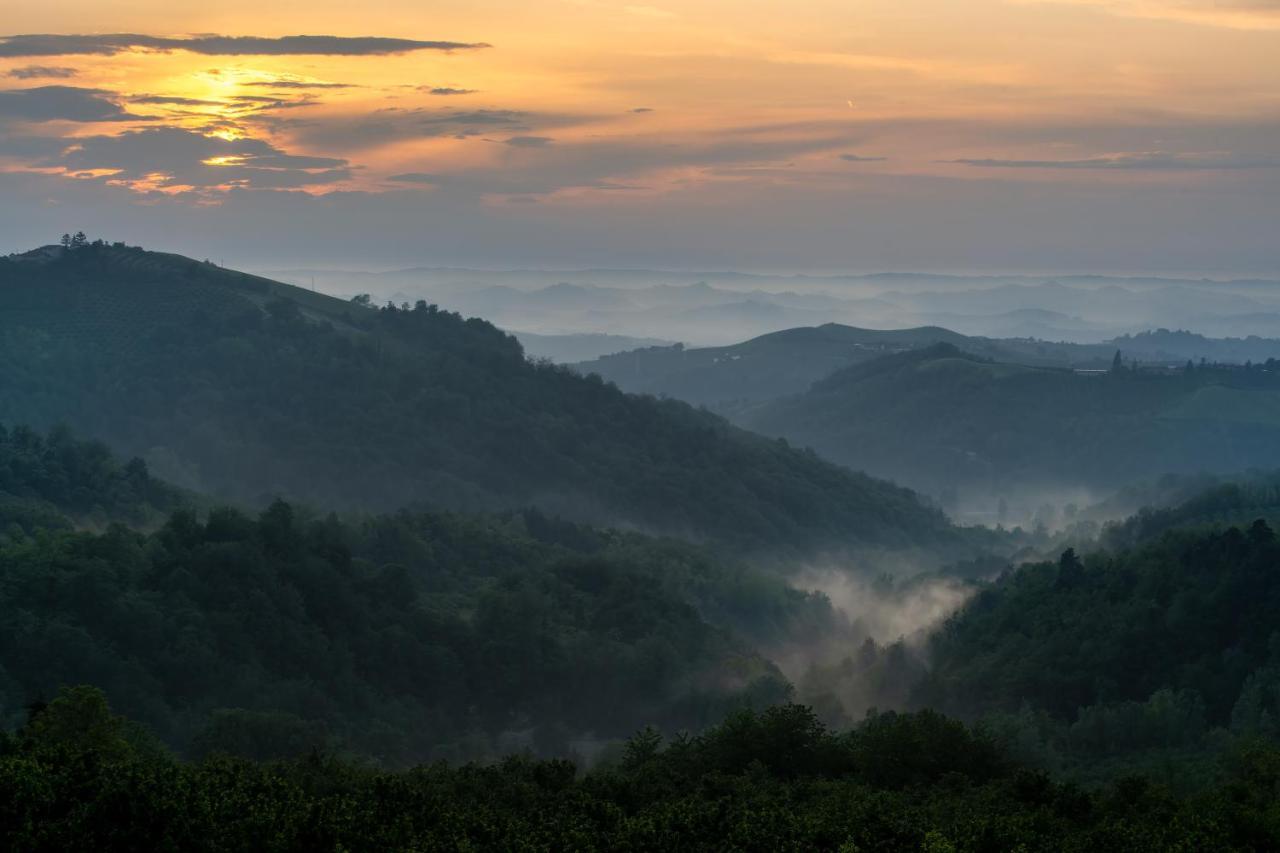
top-left (514, 331), bottom-right (675, 363)
top-left (263, 265), bottom-right (1280, 349)
top-left (571, 323), bottom-right (1280, 411)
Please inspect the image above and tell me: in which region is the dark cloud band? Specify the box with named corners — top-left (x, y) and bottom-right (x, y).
top-left (244, 80), bottom-right (354, 89)
top-left (950, 153), bottom-right (1280, 170)
top-left (6, 64), bottom-right (78, 79)
top-left (130, 94), bottom-right (223, 106)
top-left (503, 135), bottom-right (553, 147)
top-left (0, 33), bottom-right (490, 57)
top-left (0, 85), bottom-right (133, 122)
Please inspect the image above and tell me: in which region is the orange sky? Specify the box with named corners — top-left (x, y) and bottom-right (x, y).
top-left (1, 1), bottom-right (1277, 270)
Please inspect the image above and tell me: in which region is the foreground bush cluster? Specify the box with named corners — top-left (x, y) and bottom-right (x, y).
top-left (5, 687), bottom-right (1280, 852)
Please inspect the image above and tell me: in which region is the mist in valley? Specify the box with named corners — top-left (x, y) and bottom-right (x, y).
top-left (754, 559), bottom-right (979, 727)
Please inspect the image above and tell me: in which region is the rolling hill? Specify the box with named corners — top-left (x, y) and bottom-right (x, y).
top-left (571, 322), bottom-right (1280, 413)
top-left (570, 324), bottom-right (995, 409)
top-left (740, 343), bottom-right (1280, 499)
top-left (0, 242), bottom-right (957, 554)
top-left (512, 330), bottom-right (676, 363)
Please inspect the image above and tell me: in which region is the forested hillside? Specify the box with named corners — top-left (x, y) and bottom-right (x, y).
top-left (0, 243), bottom-right (957, 554)
top-left (5, 422), bottom-right (1280, 845)
top-left (0, 489), bottom-right (839, 762)
top-left (919, 520), bottom-right (1280, 782)
top-left (0, 424), bottom-right (186, 535)
top-left (744, 343), bottom-right (1280, 496)
top-left (1099, 474), bottom-right (1280, 550)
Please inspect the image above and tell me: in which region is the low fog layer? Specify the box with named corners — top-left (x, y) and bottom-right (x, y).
top-left (264, 266), bottom-right (1280, 351)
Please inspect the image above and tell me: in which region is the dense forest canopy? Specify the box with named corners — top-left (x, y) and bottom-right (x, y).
top-left (915, 519), bottom-right (1280, 785)
top-left (5, 433), bottom-right (1280, 847)
top-left (0, 244), bottom-right (958, 556)
top-left (0, 424), bottom-right (948, 768)
top-left (8, 420), bottom-right (1280, 780)
top-left (0, 423), bottom-right (186, 535)
top-left (1097, 473), bottom-right (1280, 551)
top-left (0, 488), bottom-right (829, 763)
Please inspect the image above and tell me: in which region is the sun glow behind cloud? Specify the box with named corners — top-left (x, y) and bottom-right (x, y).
top-left (0, 0), bottom-right (1276, 271)
top-left (0, 25), bottom-right (504, 194)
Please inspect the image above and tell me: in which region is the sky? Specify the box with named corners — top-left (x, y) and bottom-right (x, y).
top-left (0, 0), bottom-right (1277, 273)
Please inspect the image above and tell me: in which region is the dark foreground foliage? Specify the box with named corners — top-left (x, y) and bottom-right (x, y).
top-left (5, 687), bottom-right (1280, 852)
